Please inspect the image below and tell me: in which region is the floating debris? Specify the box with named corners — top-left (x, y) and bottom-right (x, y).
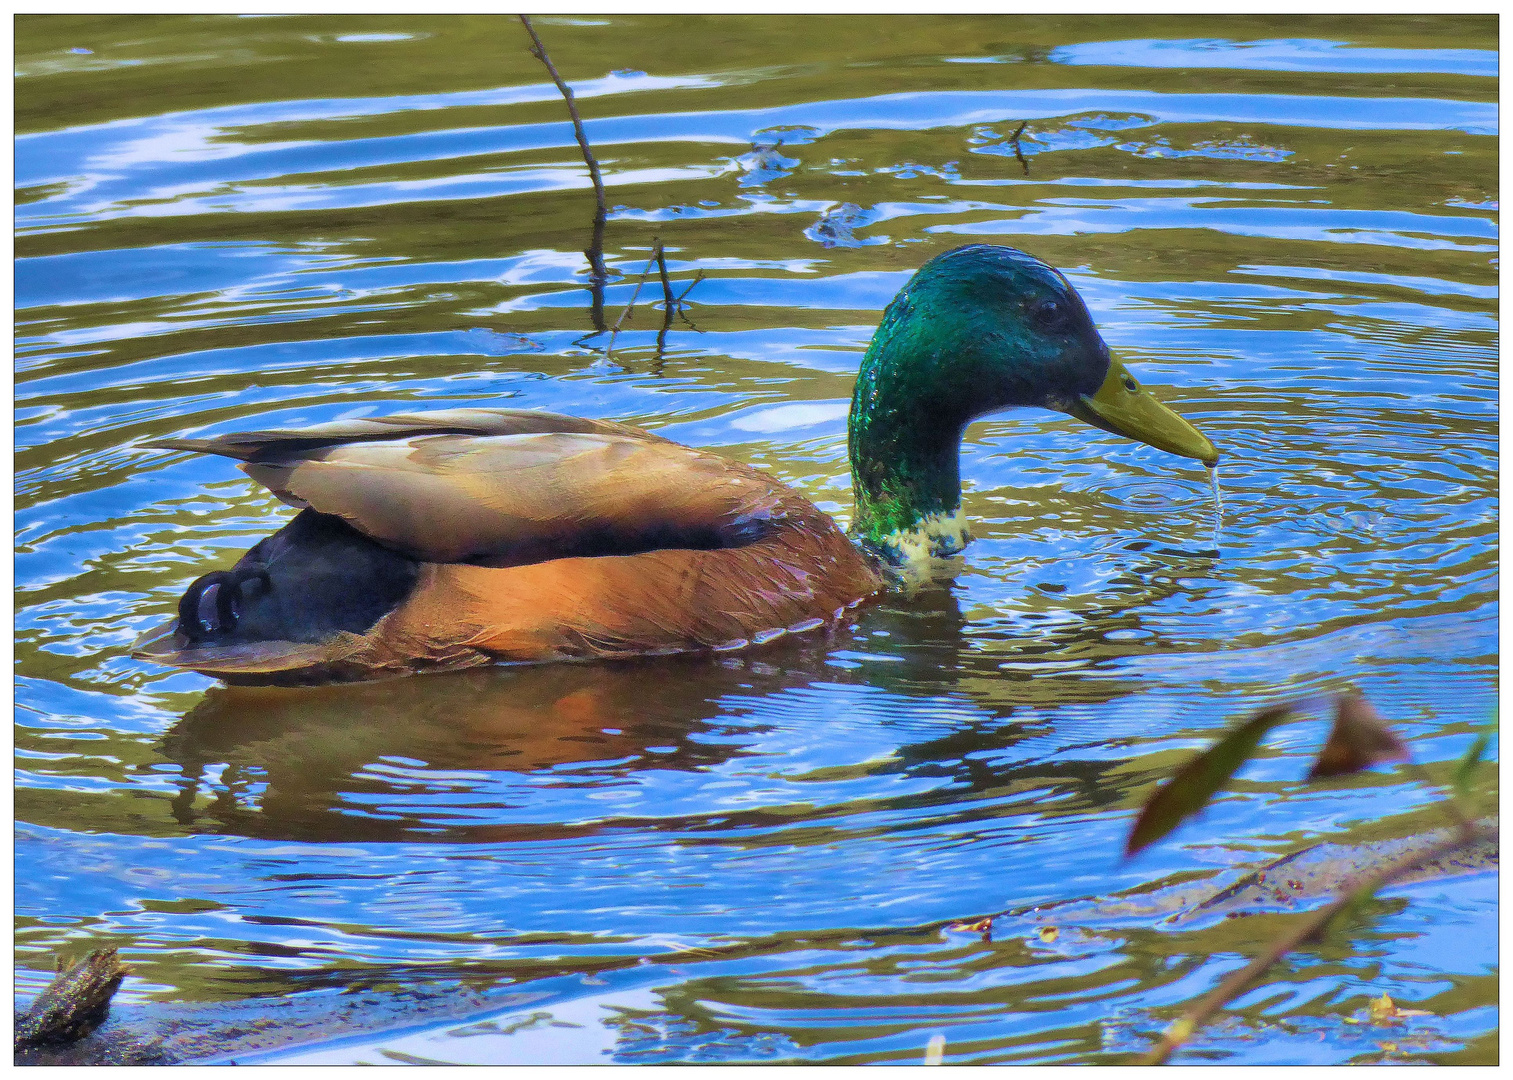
top-left (736, 146), bottom-right (800, 188)
top-left (945, 915), bottom-right (994, 938)
top-left (806, 202), bottom-right (885, 248)
top-left (1369, 992), bottom-right (1432, 1026)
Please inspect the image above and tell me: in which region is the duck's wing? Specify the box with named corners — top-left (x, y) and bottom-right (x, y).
top-left (144, 408), bottom-right (666, 460)
top-left (154, 414), bottom-right (792, 566)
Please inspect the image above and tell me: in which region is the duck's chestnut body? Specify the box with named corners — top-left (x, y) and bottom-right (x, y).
top-left (133, 410), bottom-right (882, 684)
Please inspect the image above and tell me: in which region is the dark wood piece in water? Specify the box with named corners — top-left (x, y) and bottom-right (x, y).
top-left (14, 949), bottom-right (127, 1051)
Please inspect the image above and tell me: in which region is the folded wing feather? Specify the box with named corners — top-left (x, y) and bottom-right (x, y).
top-left (143, 408), bottom-right (667, 461)
top-left (240, 431), bottom-right (789, 565)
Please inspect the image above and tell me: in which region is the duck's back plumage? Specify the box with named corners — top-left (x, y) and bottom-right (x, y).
top-left (134, 409), bottom-right (881, 684)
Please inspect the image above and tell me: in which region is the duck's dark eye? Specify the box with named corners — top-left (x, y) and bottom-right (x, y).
top-left (1030, 297), bottom-right (1070, 333)
top-left (1123, 374), bottom-right (1137, 392)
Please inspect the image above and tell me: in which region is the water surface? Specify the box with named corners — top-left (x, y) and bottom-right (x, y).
top-left (14, 14), bottom-right (1498, 1064)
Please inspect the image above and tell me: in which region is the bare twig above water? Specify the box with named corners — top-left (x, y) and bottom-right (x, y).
top-left (607, 239), bottom-right (702, 366)
top-left (655, 242), bottom-right (675, 312)
top-left (675, 270), bottom-right (704, 305)
top-left (516, 20), bottom-right (703, 362)
top-left (674, 270), bottom-right (706, 337)
top-left (665, 270), bottom-right (708, 354)
top-left (519, 14), bottom-right (608, 331)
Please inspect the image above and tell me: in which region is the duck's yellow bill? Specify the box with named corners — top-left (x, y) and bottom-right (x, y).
top-left (1067, 357), bottom-right (1218, 467)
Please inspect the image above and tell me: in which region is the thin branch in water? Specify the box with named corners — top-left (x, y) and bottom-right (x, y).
top-left (518, 15), bottom-right (605, 207)
top-left (653, 320), bottom-right (671, 373)
top-left (654, 240), bottom-right (676, 313)
top-left (652, 238), bottom-right (675, 373)
top-left (675, 269), bottom-right (705, 304)
top-left (1009, 120), bottom-right (1029, 176)
top-left (1140, 826), bottom-right (1494, 1064)
top-left (519, 15), bottom-right (608, 331)
top-left (604, 242), bottom-right (664, 361)
top-left (587, 220), bottom-right (608, 332)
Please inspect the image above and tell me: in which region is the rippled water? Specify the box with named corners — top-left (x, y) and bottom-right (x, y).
top-left (14, 15), bottom-right (1498, 1064)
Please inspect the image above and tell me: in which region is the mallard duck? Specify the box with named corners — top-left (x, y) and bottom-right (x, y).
top-left (133, 244), bottom-right (1216, 685)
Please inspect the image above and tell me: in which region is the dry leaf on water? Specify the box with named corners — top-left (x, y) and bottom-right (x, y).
top-left (1369, 992), bottom-right (1432, 1025)
top-left (1306, 692), bottom-right (1410, 780)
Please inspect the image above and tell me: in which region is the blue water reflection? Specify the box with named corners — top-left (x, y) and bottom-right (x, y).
top-left (1050, 38), bottom-right (1499, 77)
top-left (14, 14), bottom-right (1497, 1066)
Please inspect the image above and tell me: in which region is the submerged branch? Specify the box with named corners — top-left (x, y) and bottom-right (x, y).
top-left (1141, 825), bottom-right (1494, 1064)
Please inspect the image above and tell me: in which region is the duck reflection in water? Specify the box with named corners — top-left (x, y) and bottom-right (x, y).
top-left (161, 656), bottom-right (766, 843)
top-left (157, 568), bottom-right (1197, 845)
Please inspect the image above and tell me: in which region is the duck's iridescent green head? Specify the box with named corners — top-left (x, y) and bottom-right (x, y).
top-left (848, 244), bottom-right (1216, 564)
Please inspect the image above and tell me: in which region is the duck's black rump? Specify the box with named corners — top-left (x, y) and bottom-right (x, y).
top-left (175, 508), bottom-right (421, 647)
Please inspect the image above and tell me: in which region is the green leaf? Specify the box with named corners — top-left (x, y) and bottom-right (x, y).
top-left (1451, 716), bottom-right (1497, 800)
top-left (1125, 703), bottom-right (1295, 857)
top-left (1305, 692), bottom-right (1409, 781)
